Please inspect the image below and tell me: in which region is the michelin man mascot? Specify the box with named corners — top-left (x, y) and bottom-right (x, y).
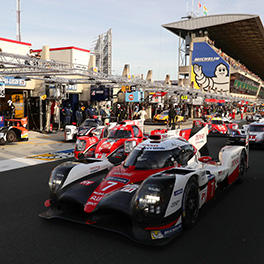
top-left (193, 63), bottom-right (229, 92)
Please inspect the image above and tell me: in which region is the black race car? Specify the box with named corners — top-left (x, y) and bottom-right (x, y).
top-left (40, 127), bottom-right (248, 245)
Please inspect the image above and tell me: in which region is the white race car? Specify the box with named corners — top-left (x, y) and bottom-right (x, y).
top-left (247, 120), bottom-right (264, 145)
top-left (64, 119), bottom-right (103, 141)
top-left (41, 125), bottom-right (248, 245)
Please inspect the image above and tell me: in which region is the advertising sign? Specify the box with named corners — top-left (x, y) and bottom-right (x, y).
top-left (0, 82), bottom-right (5, 97)
top-left (90, 85), bottom-right (111, 102)
top-left (191, 42), bottom-right (230, 93)
top-left (4, 77), bottom-right (26, 87)
top-left (125, 91), bottom-right (143, 103)
top-left (0, 116), bottom-right (4, 127)
top-left (11, 94), bottom-right (24, 118)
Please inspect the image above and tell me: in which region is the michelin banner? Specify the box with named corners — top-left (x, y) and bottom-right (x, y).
top-left (191, 42), bottom-right (230, 93)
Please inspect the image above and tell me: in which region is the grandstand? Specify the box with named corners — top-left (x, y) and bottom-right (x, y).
top-left (162, 14), bottom-right (264, 101)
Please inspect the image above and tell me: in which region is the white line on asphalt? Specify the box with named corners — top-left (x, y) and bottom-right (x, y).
top-left (0, 157), bottom-right (45, 172)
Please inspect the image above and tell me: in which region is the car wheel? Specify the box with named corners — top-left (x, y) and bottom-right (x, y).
top-left (182, 178), bottom-right (199, 228)
top-left (7, 130), bottom-right (17, 142)
top-left (0, 138), bottom-right (5, 145)
top-left (238, 152), bottom-right (247, 182)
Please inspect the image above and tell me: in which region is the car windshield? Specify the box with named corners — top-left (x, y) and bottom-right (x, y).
top-left (162, 111), bottom-right (169, 115)
top-left (249, 125), bottom-right (264, 132)
top-left (124, 148), bottom-right (180, 170)
top-left (211, 120), bottom-right (224, 125)
top-left (108, 129), bottom-right (132, 139)
top-left (92, 128), bottom-right (103, 137)
top-left (81, 120), bottom-right (98, 128)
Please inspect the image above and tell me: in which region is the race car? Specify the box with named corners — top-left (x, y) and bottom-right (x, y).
top-left (93, 121), bottom-right (145, 163)
top-left (154, 110), bottom-right (185, 123)
top-left (247, 120), bottom-right (264, 145)
top-left (203, 117), bottom-right (241, 136)
top-left (75, 120), bottom-right (144, 163)
top-left (40, 125), bottom-right (248, 245)
top-left (246, 114), bottom-right (262, 123)
top-left (74, 125), bottom-right (110, 160)
top-left (64, 118), bottom-right (103, 141)
top-left (0, 117), bottom-right (29, 145)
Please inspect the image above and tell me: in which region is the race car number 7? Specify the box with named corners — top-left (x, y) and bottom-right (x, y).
top-left (102, 181), bottom-right (118, 191)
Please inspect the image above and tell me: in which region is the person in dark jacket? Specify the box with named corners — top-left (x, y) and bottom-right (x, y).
top-left (168, 104), bottom-right (176, 129)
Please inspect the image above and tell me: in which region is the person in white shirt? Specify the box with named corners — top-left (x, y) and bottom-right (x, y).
top-left (137, 106), bottom-right (147, 122)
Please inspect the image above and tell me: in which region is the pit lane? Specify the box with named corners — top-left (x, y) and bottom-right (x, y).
top-left (0, 149), bottom-right (263, 264)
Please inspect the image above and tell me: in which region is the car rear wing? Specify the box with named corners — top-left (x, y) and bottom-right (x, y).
top-left (188, 125), bottom-right (209, 151)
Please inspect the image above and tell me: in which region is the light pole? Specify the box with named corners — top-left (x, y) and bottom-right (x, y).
top-left (16, 0), bottom-right (21, 41)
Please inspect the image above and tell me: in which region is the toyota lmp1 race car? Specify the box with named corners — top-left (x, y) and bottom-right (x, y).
top-left (40, 125), bottom-right (248, 245)
top-left (64, 118), bottom-right (103, 142)
top-left (247, 120), bottom-right (264, 146)
top-left (75, 120), bottom-right (144, 164)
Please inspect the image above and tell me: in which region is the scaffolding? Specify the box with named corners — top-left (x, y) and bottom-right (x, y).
top-left (92, 29), bottom-right (112, 75)
top-left (0, 51), bottom-right (252, 101)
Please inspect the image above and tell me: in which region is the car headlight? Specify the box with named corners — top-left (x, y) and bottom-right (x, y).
top-left (49, 170), bottom-right (65, 193)
top-left (124, 140), bottom-right (137, 153)
top-left (76, 139), bottom-right (86, 151)
top-left (137, 186), bottom-right (162, 215)
top-left (132, 176), bottom-right (175, 225)
top-left (48, 162), bottom-right (77, 193)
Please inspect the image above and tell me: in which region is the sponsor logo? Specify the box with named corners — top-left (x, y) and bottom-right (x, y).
top-left (249, 135), bottom-right (256, 141)
top-left (86, 201), bottom-right (96, 206)
top-left (151, 231), bottom-right (164, 240)
top-left (151, 223), bottom-right (182, 240)
top-left (163, 224), bottom-right (182, 236)
top-left (113, 172), bottom-right (132, 176)
top-left (93, 191), bottom-right (104, 196)
top-left (232, 158), bottom-right (239, 167)
top-left (80, 180), bottom-right (94, 186)
top-left (174, 188), bottom-right (183, 196)
top-left (170, 200), bottom-right (180, 208)
top-left (90, 166), bottom-right (100, 174)
top-left (90, 194), bottom-right (104, 202)
top-left (121, 184), bottom-right (139, 193)
top-left (107, 177), bottom-right (129, 184)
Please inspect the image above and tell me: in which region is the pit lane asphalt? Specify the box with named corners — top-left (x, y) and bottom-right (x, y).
top-left (0, 149), bottom-right (263, 264)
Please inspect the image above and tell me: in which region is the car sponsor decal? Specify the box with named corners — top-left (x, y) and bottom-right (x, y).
top-left (90, 166), bottom-right (100, 174)
top-left (249, 135), bottom-right (256, 141)
top-left (80, 180), bottom-right (94, 186)
top-left (151, 231), bottom-right (164, 240)
top-left (113, 172), bottom-right (132, 176)
top-left (120, 184), bottom-right (139, 193)
top-left (150, 223), bottom-right (182, 240)
top-left (174, 188), bottom-right (183, 196)
top-left (107, 176), bottom-right (129, 184)
top-left (84, 178), bottom-right (129, 213)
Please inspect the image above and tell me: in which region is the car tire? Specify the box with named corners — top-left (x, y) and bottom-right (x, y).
top-left (0, 138), bottom-right (5, 145)
top-left (7, 130), bottom-right (17, 142)
top-left (238, 152), bottom-right (247, 183)
top-left (182, 178), bottom-right (199, 228)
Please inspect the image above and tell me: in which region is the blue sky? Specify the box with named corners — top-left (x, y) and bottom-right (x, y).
top-left (0, 0), bottom-right (263, 80)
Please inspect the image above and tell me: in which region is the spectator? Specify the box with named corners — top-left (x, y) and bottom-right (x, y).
top-left (137, 106), bottom-right (147, 123)
top-left (75, 106), bottom-right (83, 126)
top-left (168, 104), bottom-right (176, 128)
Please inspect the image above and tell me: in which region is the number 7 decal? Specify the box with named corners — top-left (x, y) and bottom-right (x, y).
top-left (101, 181), bottom-right (118, 191)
